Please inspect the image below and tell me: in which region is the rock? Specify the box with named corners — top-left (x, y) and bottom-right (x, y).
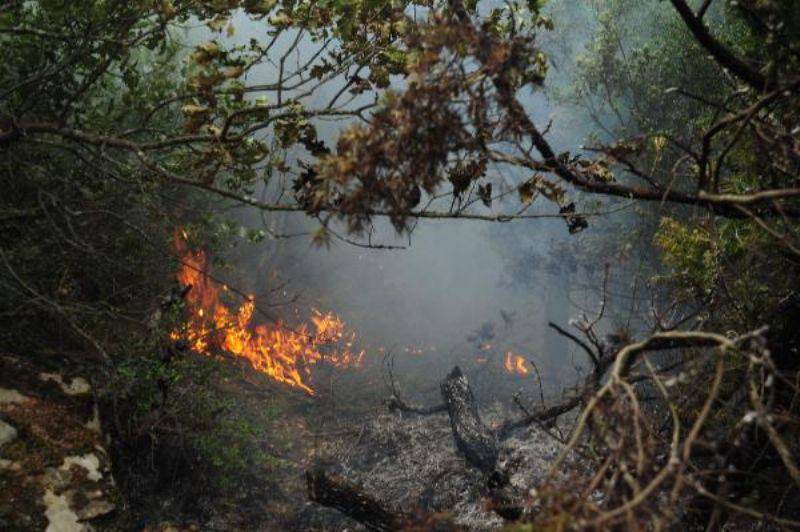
top-left (43, 467), bottom-right (73, 491)
top-left (0, 458), bottom-right (21, 471)
top-left (38, 373), bottom-right (91, 396)
top-left (43, 489), bottom-right (84, 532)
top-left (77, 499), bottom-right (115, 520)
top-left (61, 454), bottom-right (103, 482)
top-left (0, 419), bottom-right (17, 448)
top-left (0, 388), bottom-right (28, 404)
top-left (0, 355), bottom-right (119, 530)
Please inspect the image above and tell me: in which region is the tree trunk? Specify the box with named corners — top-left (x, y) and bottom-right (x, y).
top-left (440, 366), bottom-right (499, 473)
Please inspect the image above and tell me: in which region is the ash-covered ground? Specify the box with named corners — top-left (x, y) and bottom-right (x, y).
top-left (299, 400), bottom-right (579, 530)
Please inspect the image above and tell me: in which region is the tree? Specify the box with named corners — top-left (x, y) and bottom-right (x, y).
top-left (2, 0), bottom-right (799, 528)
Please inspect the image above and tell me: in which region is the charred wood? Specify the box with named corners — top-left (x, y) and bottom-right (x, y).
top-left (440, 366), bottom-right (500, 474)
top-left (306, 467), bottom-right (410, 531)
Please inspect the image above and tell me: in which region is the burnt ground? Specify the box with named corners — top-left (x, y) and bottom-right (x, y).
top-left (298, 408), bottom-right (574, 530)
top-left (0, 350), bottom-right (576, 531)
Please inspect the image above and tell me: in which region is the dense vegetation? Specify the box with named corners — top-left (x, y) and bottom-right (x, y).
top-left (1, 0), bottom-right (798, 529)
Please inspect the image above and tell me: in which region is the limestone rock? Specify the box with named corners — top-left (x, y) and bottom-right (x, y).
top-left (0, 387), bottom-right (28, 404)
top-left (38, 373), bottom-right (91, 396)
top-left (0, 419), bottom-right (17, 448)
top-left (0, 354), bottom-right (118, 529)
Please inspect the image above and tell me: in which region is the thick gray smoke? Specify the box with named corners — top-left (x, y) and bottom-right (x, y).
top-left (189, 4), bottom-right (630, 403)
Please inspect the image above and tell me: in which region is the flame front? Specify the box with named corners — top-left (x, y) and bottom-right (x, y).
top-left (173, 234), bottom-right (364, 395)
top-left (504, 351), bottom-right (530, 377)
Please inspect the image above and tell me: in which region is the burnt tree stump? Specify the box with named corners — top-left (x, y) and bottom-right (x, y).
top-left (440, 366), bottom-right (499, 473)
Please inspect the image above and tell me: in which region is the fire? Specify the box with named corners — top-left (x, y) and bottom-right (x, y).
top-left (172, 233), bottom-right (364, 395)
top-left (504, 351), bottom-right (530, 377)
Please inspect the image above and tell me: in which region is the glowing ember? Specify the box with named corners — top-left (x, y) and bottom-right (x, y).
top-left (504, 351), bottom-right (530, 377)
top-left (172, 233), bottom-right (364, 395)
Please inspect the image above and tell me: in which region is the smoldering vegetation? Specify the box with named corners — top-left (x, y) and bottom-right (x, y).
top-left (213, 1), bottom-right (633, 406)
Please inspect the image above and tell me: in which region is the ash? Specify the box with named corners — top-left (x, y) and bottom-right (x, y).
top-left (317, 401), bottom-right (576, 530)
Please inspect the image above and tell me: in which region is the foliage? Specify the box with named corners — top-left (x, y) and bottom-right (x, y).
top-left (2, 0), bottom-right (800, 528)
top-left (0, 1), bottom-right (298, 521)
top-left (107, 336), bottom-right (288, 517)
top-left (654, 216), bottom-right (718, 297)
top-left (521, 0), bottom-right (800, 527)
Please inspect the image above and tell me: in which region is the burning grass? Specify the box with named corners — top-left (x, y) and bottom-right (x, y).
top-left (172, 233), bottom-right (365, 394)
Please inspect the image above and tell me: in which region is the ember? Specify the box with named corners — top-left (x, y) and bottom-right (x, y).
top-left (172, 233), bottom-right (364, 394)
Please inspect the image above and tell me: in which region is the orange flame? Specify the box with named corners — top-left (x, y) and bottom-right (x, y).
top-left (504, 351), bottom-right (530, 377)
top-left (172, 233), bottom-right (364, 395)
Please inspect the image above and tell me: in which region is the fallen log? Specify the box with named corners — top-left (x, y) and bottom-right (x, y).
top-left (440, 366), bottom-right (499, 474)
top-left (306, 467), bottom-right (409, 531)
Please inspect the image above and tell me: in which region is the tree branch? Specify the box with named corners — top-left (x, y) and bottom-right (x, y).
top-left (668, 0), bottom-right (770, 91)
top-left (306, 468), bottom-right (410, 531)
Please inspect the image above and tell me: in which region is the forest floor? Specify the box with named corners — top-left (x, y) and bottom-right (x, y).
top-left (285, 366), bottom-right (576, 530)
top-left (0, 351), bottom-right (572, 531)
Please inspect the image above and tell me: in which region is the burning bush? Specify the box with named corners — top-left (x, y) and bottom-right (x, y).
top-left (172, 232), bottom-right (365, 395)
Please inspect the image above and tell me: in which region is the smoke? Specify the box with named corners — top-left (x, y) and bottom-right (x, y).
top-left (189, 3), bottom-right (630, 403)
